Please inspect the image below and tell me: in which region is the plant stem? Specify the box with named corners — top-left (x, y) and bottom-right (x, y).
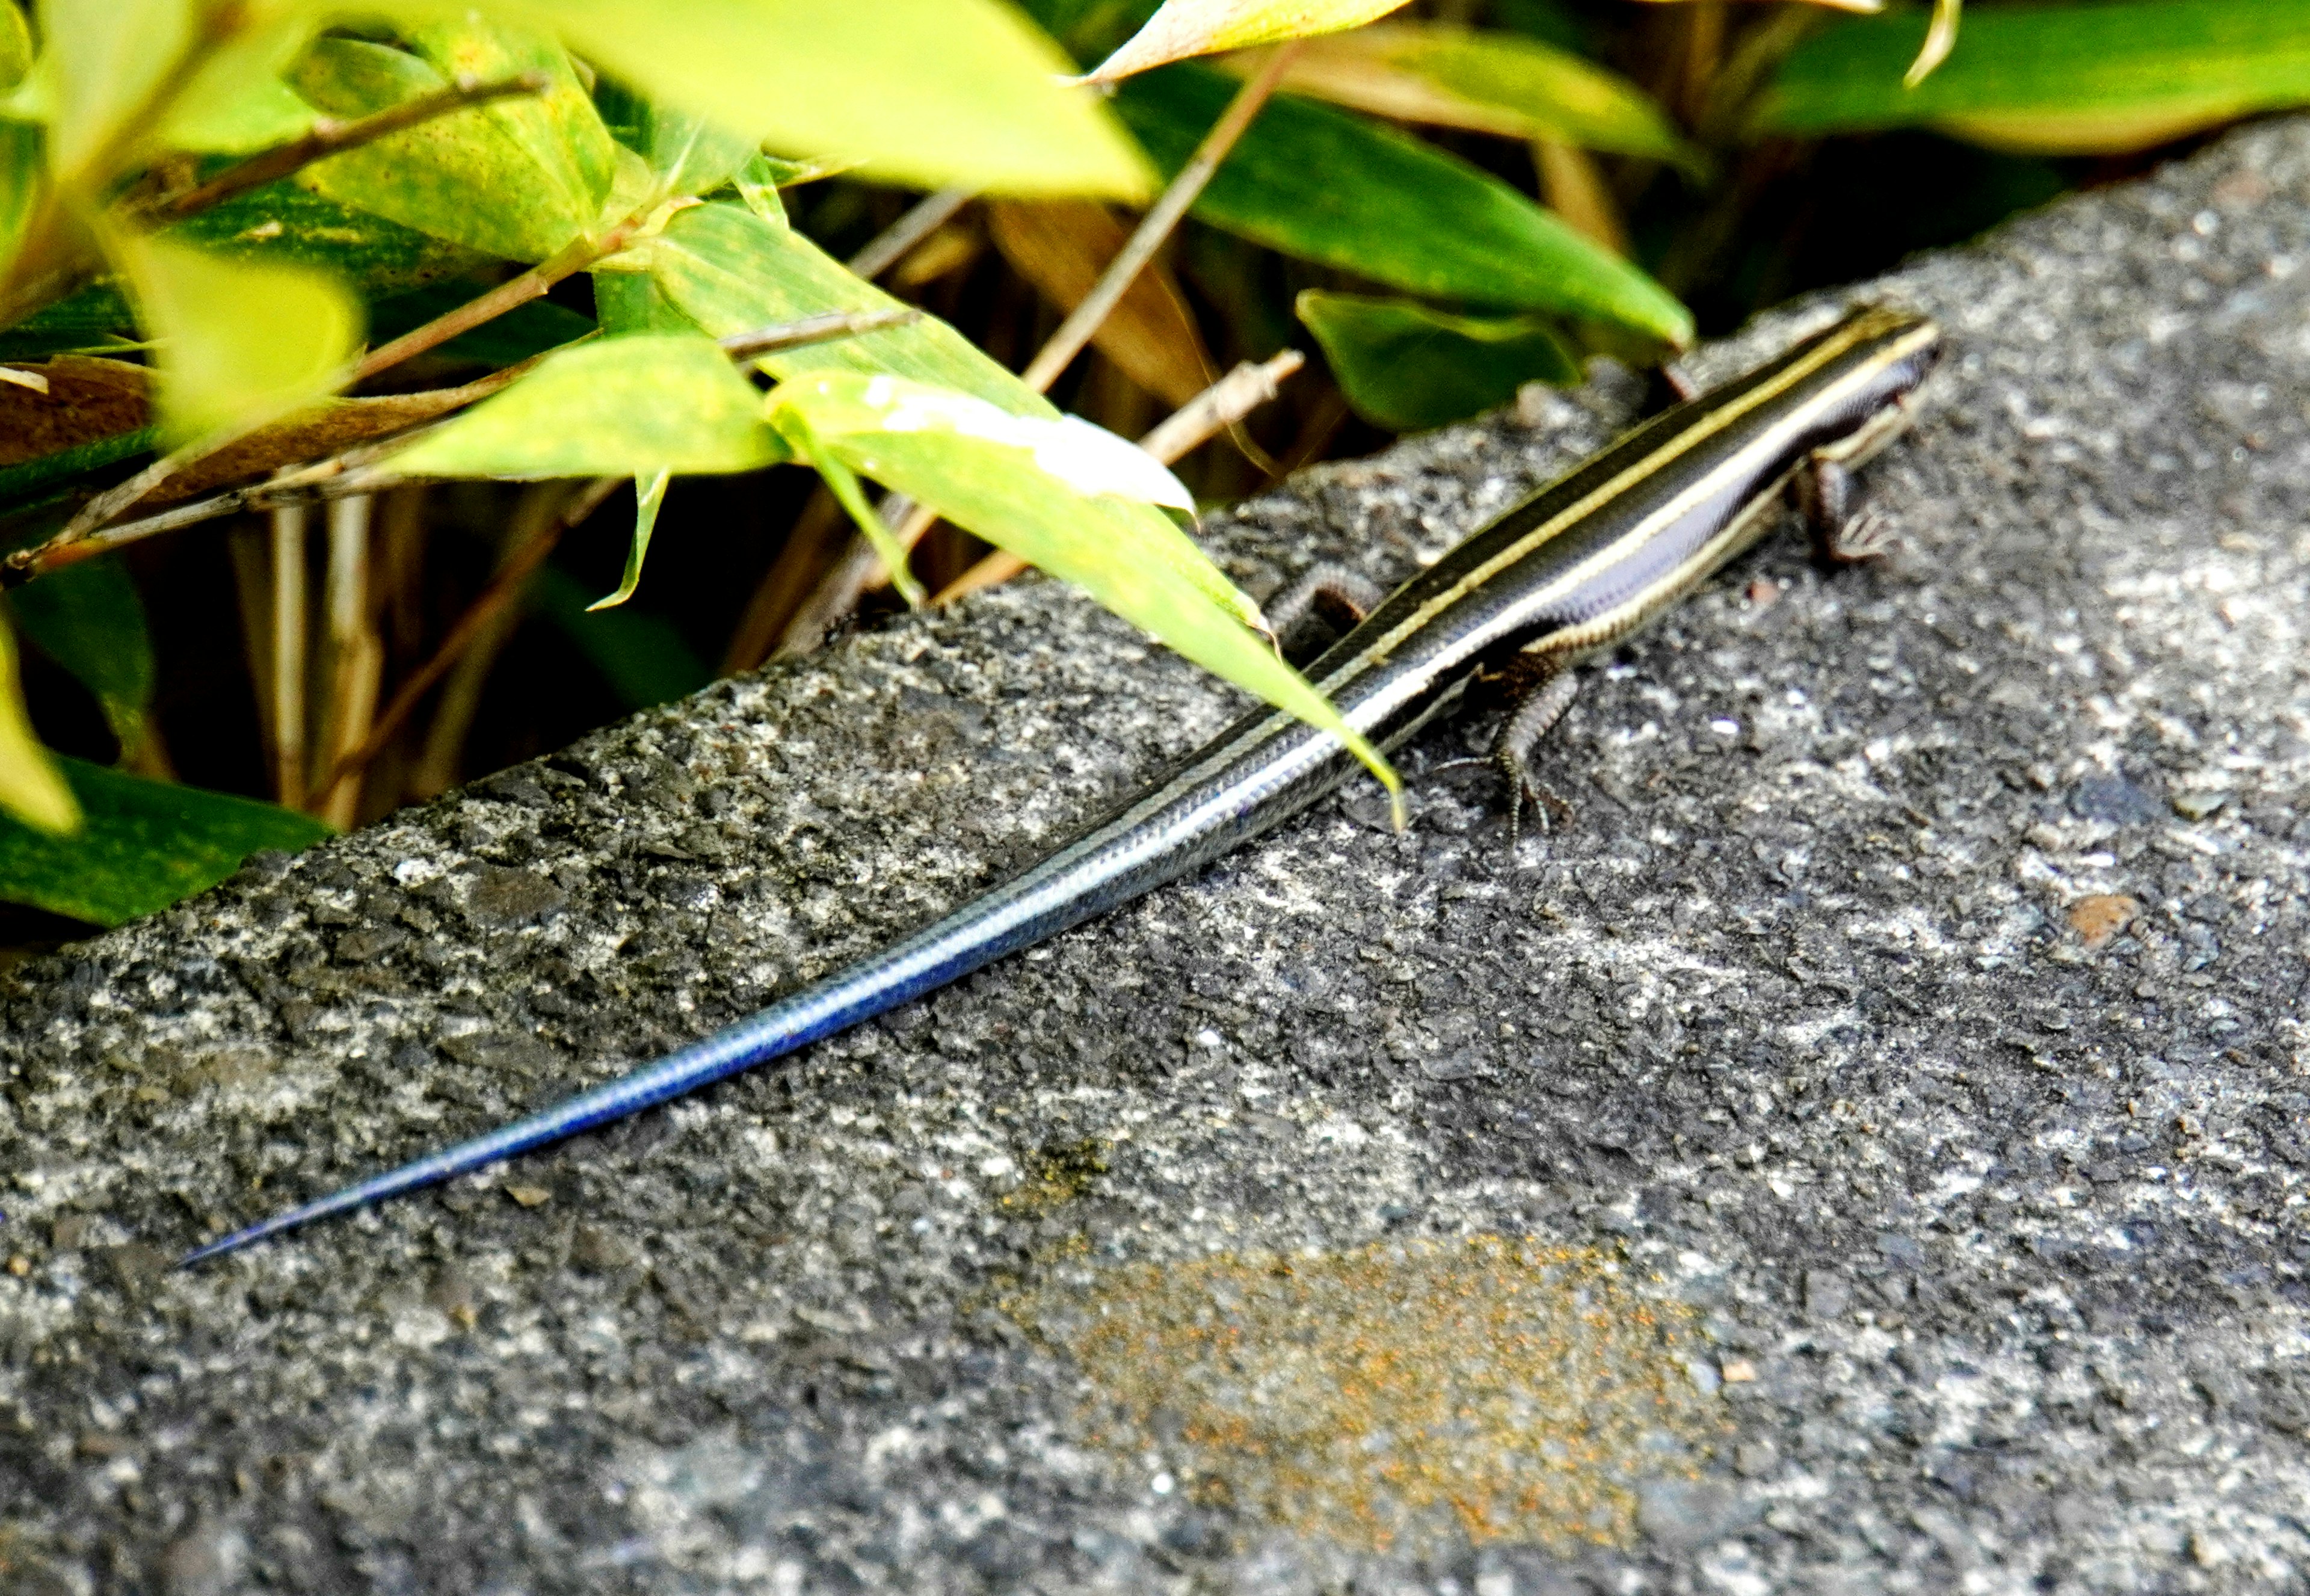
top-left (846, 187), bottom-right (975, 282)
top-left (137, 72), bottom-right (551, 227)
top-left (270, 503), bottom-right (309, 811)
top-left (1018, 43), bottom-right (1302, 395)
top-left (315, 494), bottom-right (381, 827)
top-left (313, 475), bottom-right (619, 801)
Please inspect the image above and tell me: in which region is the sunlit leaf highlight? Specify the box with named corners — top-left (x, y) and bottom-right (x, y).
top-left (1084, 0), bottom-right (1412, 82)
top-left (0, 609), bottom-right (73, 834)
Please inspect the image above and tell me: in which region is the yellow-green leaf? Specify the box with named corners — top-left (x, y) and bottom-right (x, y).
top-left (1243, 23), bottom-right (1704, 174)
top-left (0, 755), bottom-right (330, 925)
top-left (775, 368), bottom-right (1396, 797)
top-left (1, 2), bottom-right (33, 95)
top-left (35, 0), bottom-right (193, 180)
top-left (0, 609), bottom-right (74, 834)
top-left (507, 0), bottom-right (1153, 197)
top-left (589, 468), bottom-right (671, 610)
top-left (158, 11), bottom-right (322, 154)
top-left (117, 233), bottom-right (359, 440)
top-left (1298, 289), bottom-right (1577, 431)
top-left (1753, 0), bottom-right (2310, 155)
top-left (289, 23), bottom-right (612, 263)
top-left (1084, 0), bottom-right (1411, 82)
top-left (615, 201), bottom-right (1264, 627)
top-left (386, 333), bottom-right (787, 479)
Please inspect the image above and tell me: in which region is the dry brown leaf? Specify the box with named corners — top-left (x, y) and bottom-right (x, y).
top-left (986, 199), bottom-right (1214, 408)
top-left (149, 386), bottom-right (499, 505)
top-left (0, 357), bottom-right (152, 466)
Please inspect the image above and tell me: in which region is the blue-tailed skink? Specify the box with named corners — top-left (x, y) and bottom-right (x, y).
top-left (183, 304), bottom-right (1942, 1265)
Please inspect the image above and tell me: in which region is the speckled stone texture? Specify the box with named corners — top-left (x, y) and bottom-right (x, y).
top-left (5, 120), bottom-right (2310, 1595)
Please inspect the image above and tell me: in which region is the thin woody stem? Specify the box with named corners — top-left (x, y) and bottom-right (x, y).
top-left (309, 475), bottom-right (621, 800)
top-left (1018, 42), bottom-right (1302, 395)
top-left (136, 72), bottom-right (551, 227)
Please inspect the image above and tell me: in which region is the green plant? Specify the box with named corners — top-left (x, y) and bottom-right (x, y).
top-left (0, 0), bottom-right (2304, 935)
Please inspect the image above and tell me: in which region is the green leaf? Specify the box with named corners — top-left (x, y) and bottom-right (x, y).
top-left (595, 76), bottom-right (759, 202)
top-left (1752, 0), bottom-right (2310, 154)
top-left (288, 26), bottom-right (612, 263)
top-left (1297, 289), bottom-right (1577, 431)
top-left (168, 179), bottom-right (488, 300)
top-left (0, 426), bottom-right (157, 510)
top-left (1267, 23), bottom-right (1705, 174)
top-left (34, 0), bottom-right (194, 180)
top-left (5, 552), bottom-right (156, 761)
top-left (0, 754), bottom-right (329, 925)
top-left (728, 152), bottom-right (787, 226)
top-left (115, 233), bottom-right (360, 441)
top-left (0, 119), bottom-right (37, 282)
top-left (0, 279), bottom-right (137, 361)
top-left (158, 11), bottom-right (323, 155)
top-left (772, 368), bottom-right (1398, 799)
top-left (385, 333), bottom-right (787, 479)
top-left (615, 201), bottom-right (1056, 407)
top-left (588, 467), bottom-right (669, 610)
top-left (529, 562), bottom-right (710, 711)
top-left (0, 2), bottom-right (30, 95)
top-left (592, 265), bottom-right (705, 337)
top-left (1084, 0), bottom-right (1411, 81)
top-left (368, 280), bottom-right (594, 366)
top-left (510, 0), bottom-right (1154, 197)
top-left (619, 202), bottom-right (1266, 630)
top-left (0, 609), bottom-right (73, 834)
top-left (772, 402), bottom-right (926, 606)
top-left (1112, 66), bottom-right (1692, 348)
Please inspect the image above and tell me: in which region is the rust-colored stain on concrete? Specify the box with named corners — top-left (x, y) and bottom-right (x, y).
top-left (1010, 1236), bottom-right (1726, 1556)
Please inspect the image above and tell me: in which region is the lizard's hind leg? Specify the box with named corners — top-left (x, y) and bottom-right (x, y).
top-left (1490, 659), bottom-right (1581, 844)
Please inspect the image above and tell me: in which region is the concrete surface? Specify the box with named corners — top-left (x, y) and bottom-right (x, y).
top-left (5, 119), bottom-right (2310, 1595)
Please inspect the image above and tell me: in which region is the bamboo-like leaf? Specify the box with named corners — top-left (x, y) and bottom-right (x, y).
top-left (1083, 0), bottom-right (1412, 82)
top-left (776, 373), bottom-right (1194, 508)
top-left (289, 26), bottom-right (612, 263)
top-left (772, 368), bottom-right (1397, 798)
top-left (1237, 23), bottom-right (1704, 174)
top-left (170, 181), bottom-right (488, 298)
top-left (115, 233), bottom-right (360, 441)
top-left (595, 78), bottom-right (759, 202)
top-left (1753, 0), bottom-right (2310, 154)
top-left (0, 754), bottom-right (331, 925)
top-left (385, 334), bottom-right (787, 480)
top-left (0, 609), bottom-right (74, 834)
top-left (5, 552), bottom-right (157, 762)
top-left (987, 198), bottom-right (1214, 406)
top-left (368, 281), bottom-right (594, 366)
top-left (588, 469), bottom-right (670, 611)
top-left (614, 202), bottom-right (1265, 629)
top-left (1297, 289), bottom-right (1577, 431)
top-left (1113, 65), bottom-right (1692, 347)
top-left (499, 0), bottom-right (1154, 198)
